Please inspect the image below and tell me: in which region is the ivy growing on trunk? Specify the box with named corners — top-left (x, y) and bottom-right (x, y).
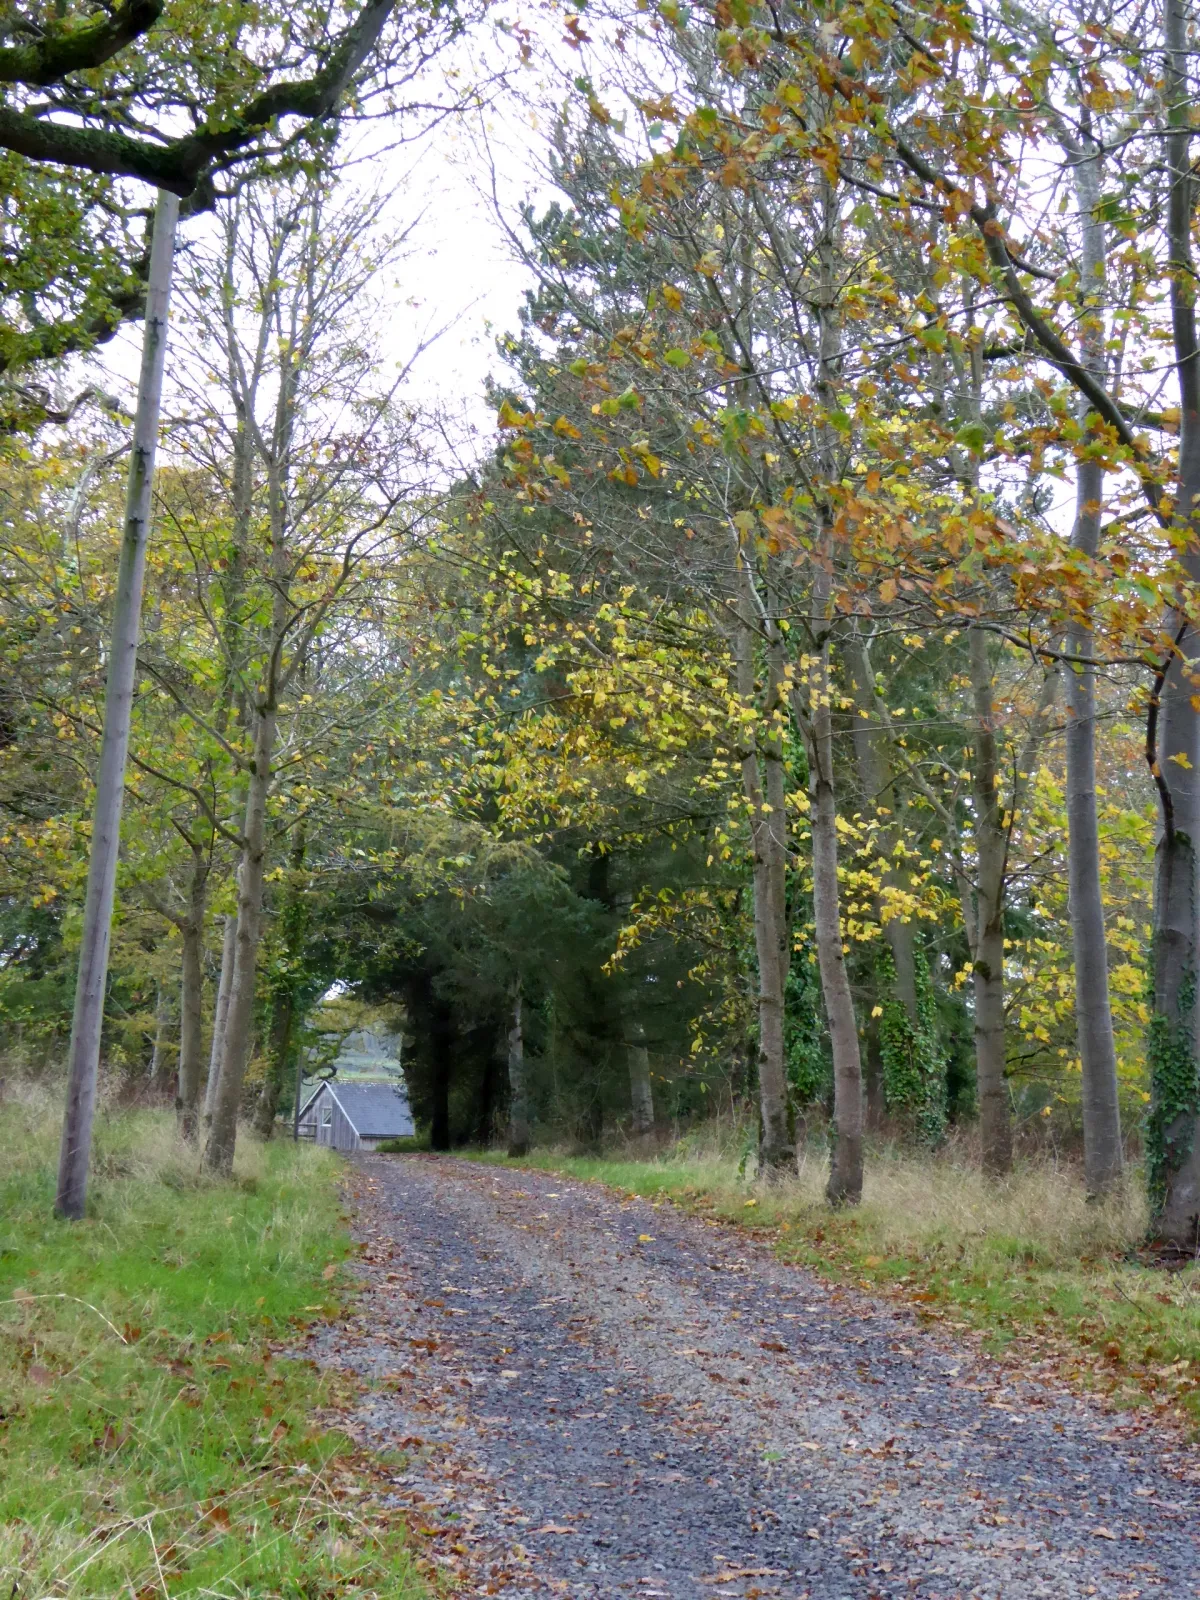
top-left (1146, 969), bottom-right (1199, 1226)
top-left (878, 944), bottom-right (946, 1147)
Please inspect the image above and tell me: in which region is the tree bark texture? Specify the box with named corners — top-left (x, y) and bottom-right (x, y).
top-left (203, 912), bottom-right (236, 1130)
top-left (55, 191), bottom-right (179, 1220)
top-left (177, 923), bottom-right (204, 1140)
top-left (1149, 0), bottom-right (1200, 1246)
top-left (968, 626), bottom-right (1013, 1178)
top-left (430, 999), bottom-right (452, 1152)
top-left (1066, 458), bottom-right (1124, 1195)
top-left (252, 824), bottom-right (308, 1142)
top-left (735, 570), bottom-right (793, 1172)
top-left (802, 180), bottom-right (864, 1205)
top-left (203, 702), bottom-right (277, 1173)
top-left (843, 625), bottom-right (919, 1025)
top-left (252, 985), bottom-right (295, 1141)
top-left (628, 1021), bottom-right (655, 1139)
top-left (175, 845), bottom-right (207, 1141)
top-left (148, 984), bottom-right (172, 1085)
top-left (1064, 125), bottom-right (1124, 1195)
top-left (797, 641), bottom-right (864, 1205)
top-left (507, 987), bottom-right (530, 1157)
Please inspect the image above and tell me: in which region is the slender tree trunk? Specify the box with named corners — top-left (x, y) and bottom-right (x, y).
top-left (507, 985), bottom-right (531, 1157)
top-left (843, 624), bottom-right (919, 1021)
top-left (968, 626), bottom-right (1013, 1177)
top-left (797, 639), bottom-right (865, 1204)
top-left (292, 1038), bottom-right (307, 1142)
top-left (735, 581), bottom-right (793, 1172)
top-left (149, 985), bottom-right (171, 1086)
top-left (1062, 121), bottom-right (1124, 1196)
top-left (176, 847), bottom-right (207, 1141)
top-left (203, 703), bottom-right (277, 1173)
top-left (204, 912), bottom-right (236, 1130)
top-left (802, 173), bottom-right (864, 1206)
top-left (252, 986), bottom-right (295, 1140)
top-left (1066, 455), bottom-right (1124, 1194)
top-left (55, 192), bottom-right (180, 1220)
top-left (252, 822), bottom-right (307, 1142)
top-left (1150, 0), bottom-right (1200, 1244)
top-left (430, 999), bottom-right (452, 1152)
top-left (628, 1020), bottom-right (655, 1139)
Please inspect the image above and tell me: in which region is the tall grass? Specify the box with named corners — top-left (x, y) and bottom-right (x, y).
top-left (0, 1086), bottom-right (427, 1599)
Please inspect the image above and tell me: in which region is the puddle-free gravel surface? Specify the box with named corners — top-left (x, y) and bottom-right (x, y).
top-left (309, 1155), bottom-right (1199, 1599)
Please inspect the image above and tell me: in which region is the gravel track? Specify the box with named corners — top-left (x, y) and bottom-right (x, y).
top-left (314, 1155), bottom-right (1199, 1600)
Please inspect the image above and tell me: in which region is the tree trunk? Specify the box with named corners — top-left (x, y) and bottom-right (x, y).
top-left (149, 984), bottom-right (172, 1086)
top-left (203, 701), bottom-right (277, 1174)
top-left (734, 580), bottom-right (793, 1172)
top-left (803, 173), bottom-right (863, 1205)
top-left (798, 640), bottom-right (865, 1205)
top-left (430, 999), bottom-right (452, 1152)
top-left (252, 822), bottom-right (307, 1142)
top-left (1066, 462), bottom-right (1124, 1194)
top-left (252, 985), bottom-right (294, 1140)
top-left (203, 912), bottom-right (236, 1131)
top-left (968, 626), bottom-right (1013, 1177)
top-left (55, 192), bottom-right (180, 1220)
top-left (1148, 0), bottom-right (1200, 1247)
top-left (843, 624), bottom-right (919, 1022)
top-left (1063, 122), bottom-right (1124, 1196)
top-left (628, 1022), bottom-right (655, 1139)
top-left (176, 846), bottom-right (207, 1141)
top-left (507, 986), bottom-right (530, 1157)
top-left (843, 623), bottom-right (945, 1140)
top-left (177, 923), bottom-right (204, 1141)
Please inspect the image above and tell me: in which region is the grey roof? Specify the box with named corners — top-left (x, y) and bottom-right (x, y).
top-left (327, 1081), bottom-right (415, 1138)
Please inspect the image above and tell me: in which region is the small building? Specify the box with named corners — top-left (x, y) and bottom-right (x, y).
top-left (296, 1080), bottom-right (415, 1151)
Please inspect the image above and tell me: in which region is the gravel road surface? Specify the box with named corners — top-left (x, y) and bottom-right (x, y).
top-left (313, 1155), bottom-right (1199, 1600)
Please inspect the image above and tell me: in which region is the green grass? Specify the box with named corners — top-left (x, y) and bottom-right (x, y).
top-left (469, 1133), bottom-right (1200, 1431)
top-left (0, 1088), bottom-right (429, 1600)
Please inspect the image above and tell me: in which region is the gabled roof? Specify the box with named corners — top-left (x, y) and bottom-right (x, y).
top-left (297, 1084), bottom-right (325, 1122)
top-left (325, 1080), bottom-right (415, 1138)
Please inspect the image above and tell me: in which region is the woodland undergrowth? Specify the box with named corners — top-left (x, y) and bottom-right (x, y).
top-left (0, 1090), bottom-right (428, 1600)
top-left (475, 1131), bottom-right (1200, 1433)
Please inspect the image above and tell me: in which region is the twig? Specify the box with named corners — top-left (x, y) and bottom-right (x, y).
top-left (0, 1292), bottom-right (128, 1343)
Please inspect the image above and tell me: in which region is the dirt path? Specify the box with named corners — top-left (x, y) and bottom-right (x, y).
top-left (314, 1155), bottom-right (1199, 1599)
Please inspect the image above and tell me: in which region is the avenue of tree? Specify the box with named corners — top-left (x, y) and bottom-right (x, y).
top-left (2, 0), bottom-right (1200, 1250)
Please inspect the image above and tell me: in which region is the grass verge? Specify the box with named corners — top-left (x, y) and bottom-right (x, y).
top-left (470, 1136), bottom-right (1200, 1432)
top-left (0, 1088), bottom-right (428, 1600)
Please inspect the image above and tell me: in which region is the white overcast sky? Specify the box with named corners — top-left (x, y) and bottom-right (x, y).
top-left (90, 12), bottom-right (574, 459)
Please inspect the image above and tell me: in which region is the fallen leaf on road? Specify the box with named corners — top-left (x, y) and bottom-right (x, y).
top-left (700, 1568), bottom-right (786, 1583)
